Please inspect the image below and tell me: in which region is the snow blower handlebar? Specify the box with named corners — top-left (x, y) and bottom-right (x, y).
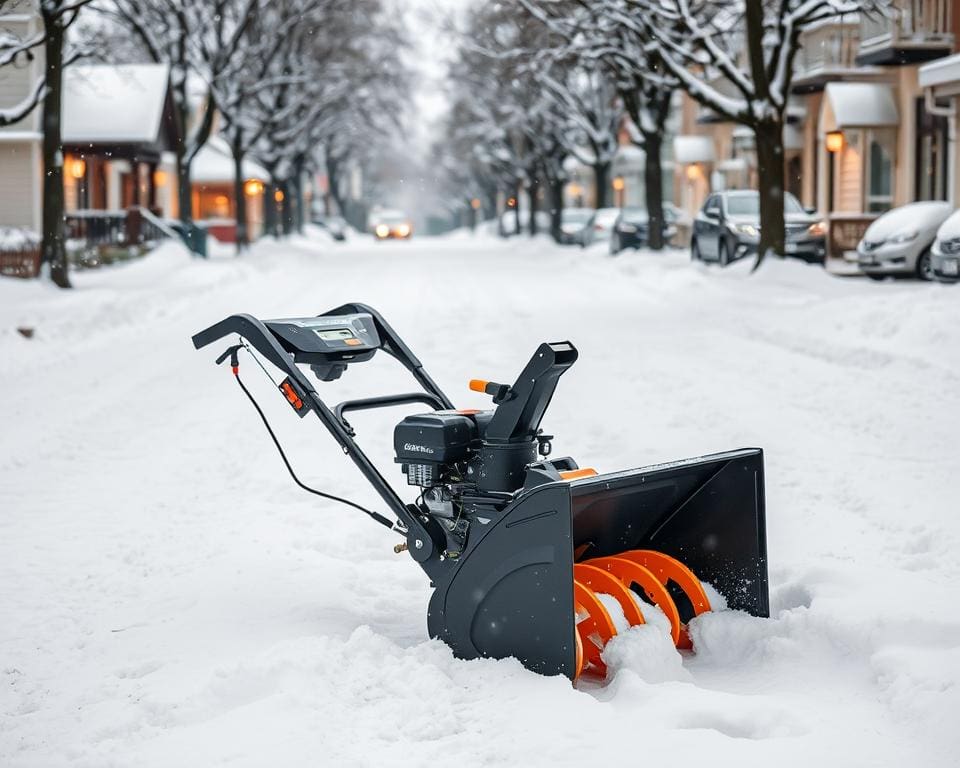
top-left (192, 305), bottom-right (450, 548)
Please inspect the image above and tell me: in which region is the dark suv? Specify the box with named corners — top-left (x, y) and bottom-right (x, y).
top-left (691, 190), bottom-right (826, 265)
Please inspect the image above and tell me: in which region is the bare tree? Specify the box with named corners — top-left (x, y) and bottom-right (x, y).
top-left (0, 0), bottom-right (97, 287)
top-left (618, 0), bottom-right (889, 266)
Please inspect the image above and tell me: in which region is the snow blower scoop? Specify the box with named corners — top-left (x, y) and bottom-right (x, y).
top-left (193, 303), bottom-right (769, 680)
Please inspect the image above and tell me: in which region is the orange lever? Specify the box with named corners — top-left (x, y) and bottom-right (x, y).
top-left (469, 379), bottom-right (489, 393)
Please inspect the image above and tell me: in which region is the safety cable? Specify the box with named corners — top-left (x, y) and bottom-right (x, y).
top-left (228, 348), bottom-right (398, 531)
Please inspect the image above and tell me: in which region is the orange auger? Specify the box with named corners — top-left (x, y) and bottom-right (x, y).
top-left (571, 550), bottom-right (712, 679)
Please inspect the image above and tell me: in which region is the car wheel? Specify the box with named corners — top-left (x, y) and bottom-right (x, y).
top-left (916, 248), bottom-right (935, 281)
top-left (719, 239), bottom-right (730, 267)
top-left (866, 273), bottom-right (885, 282)
top-left (691, 239), bottom-right (701, 261)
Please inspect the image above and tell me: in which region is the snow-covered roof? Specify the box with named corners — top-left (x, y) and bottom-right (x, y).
top-left (63, 64), bottom-right (170, 144)
top-left (673, 135), bottom-right (715, 164)
top-left (192, 135), bottom-right (270, 183)
top-left (919, 53), bottom-right (960, 94)
top-left (823, 82), bottom-right (898, 129)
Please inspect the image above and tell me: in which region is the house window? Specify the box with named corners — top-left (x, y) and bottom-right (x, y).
top-left (865, 129), bottom-right (894, 212)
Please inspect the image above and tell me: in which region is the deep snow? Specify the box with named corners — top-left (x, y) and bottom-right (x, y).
top-left (1, 232), bottom-right (958, 767)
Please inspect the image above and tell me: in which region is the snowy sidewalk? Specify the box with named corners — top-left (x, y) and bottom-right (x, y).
top-left (1, 233), bottom-right (958, 767)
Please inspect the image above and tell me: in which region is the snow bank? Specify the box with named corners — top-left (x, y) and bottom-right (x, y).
top-left (1, 234), bottom-right (958, 766)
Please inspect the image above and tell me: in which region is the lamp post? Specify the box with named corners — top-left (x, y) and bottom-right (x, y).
top-left (612, 175), bottom-right (625, 207)
top-left (825, 130), bottom-right (843, 213)
top-left (69, 156), bottom-right (87, 210)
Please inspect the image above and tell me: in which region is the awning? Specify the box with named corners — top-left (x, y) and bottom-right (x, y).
top-left (822, 82), bottom-right (898, 129)
top-left (673, 135), bottom-right (715, 164)
top-left (919, 53), bottom-right (960, 97)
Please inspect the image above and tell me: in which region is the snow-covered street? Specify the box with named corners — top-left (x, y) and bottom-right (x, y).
top-left (2, 233), bottom-right (959, 767)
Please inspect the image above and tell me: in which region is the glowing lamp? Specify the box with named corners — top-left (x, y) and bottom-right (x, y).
top-left (506, 197), bottom-right (517, 208)
top-left (274, 189), bottom-right (285, 203)
top-left (825, 130), bottom-right (844, 153)
top-left (685, 164), bottom-right (701, 181)
top-left (612, 176), bottom-right (625, 191)
top-left (153, 170), bottom-right (167, 187)
top-left (68, 157), bottom-right (86, 180)
top-left (244, 179), bottom-right (264, 197)
top-left (470, 198), bottom-right (481, 210)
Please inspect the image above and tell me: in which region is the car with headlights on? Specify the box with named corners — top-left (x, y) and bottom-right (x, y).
top-left (856, 201), bottom-right (952, 281)
top-left (931, 209), bottom-right (960, 284)
top-left (557, 207), bottom-right (593, 245)
top-left (691, 190), bottom-right (826, 265)
top-left (371, 210), bottom-right (413, 240)
top-left (609, 206), bottom-right (679, 254)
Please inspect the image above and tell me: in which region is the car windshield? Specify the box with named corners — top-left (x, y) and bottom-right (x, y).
top-left (595, 209), bottom-right (620, 226)
top-left (381, 215), bottom-right (408, 224)
top-left (725, 192), bottom-right (804, 216)
top-left (562, 209), bottom-right (592, 223)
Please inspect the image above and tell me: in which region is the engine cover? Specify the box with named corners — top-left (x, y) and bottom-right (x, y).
top-left (394, 412), bottom-right (479, 467)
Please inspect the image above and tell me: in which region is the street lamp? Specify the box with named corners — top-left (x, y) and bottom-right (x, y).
top-left (68, 157), bottom-right (86, 180)
top-left (612, 175), bottom-right (625, 207)
top-left (244, 179), bottom-right (264, 197)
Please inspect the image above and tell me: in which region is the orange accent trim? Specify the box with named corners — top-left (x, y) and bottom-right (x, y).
top-left (468, 379), bottom-right (488, 393)
top-left (455, 409), bottom-right (482, 415)
top-left (588, 556), bottom-right (682, 646)
top-left (574, 563), bottom-right (646, 628)
top-left (573, 580), bottom-right (617, 678)
top-left (281, 382), bottom-right (303, 409)
top-left (558, 468), bottom-right (597, 481)
top-left (616, 550), bottom-right (711, 649)
top-left (344, 338), bottom-right (362, 346)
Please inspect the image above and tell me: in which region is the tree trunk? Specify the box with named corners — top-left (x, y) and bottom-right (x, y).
top-left (40, 11), bottom-right (69, 288)
top-left (230, 132), bottom-right (247, 254)
top-left (593, 161), bottom-right (611, 209)
top-left (753, 119), bottom-right (786, 268)
top-left (264, 182), bottom-right (278, 238)
top-left (281, 181), bottom-right (294, 236)
top-left (527, 178), bottom-right (538, 237)
top-left (514, 180), bottom-right (522, 235)
top-left (642, 131), bottom-right (665, 251)
top-left (292, 160), bottom-right (305, 234)
top-left (549, 176), bottom-right (563, 243)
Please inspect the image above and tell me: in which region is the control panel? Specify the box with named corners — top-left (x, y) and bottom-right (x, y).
top-left (264, 313), bottom-right (381, 365)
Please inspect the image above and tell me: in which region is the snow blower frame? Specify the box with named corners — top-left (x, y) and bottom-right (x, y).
top-left (194, 303), bottom-right (769, 680)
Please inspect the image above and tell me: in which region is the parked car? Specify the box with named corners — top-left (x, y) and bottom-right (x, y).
top-left (931, 209), bottom-right (960, 284)
top-left (857, 201), bottom-right (953, 281)
top-left (313, 215), bottom-right (348, 241)
top-left (557, 207), bottom-right (594, 245)
top-left (609, 207), bottom-right (679, 255)
top-left (581, 207), bottom-right (621, 247)
top-left (691, 190), bottom-right (826, 265)
top-left (370, 210), bottom-right (413, 240)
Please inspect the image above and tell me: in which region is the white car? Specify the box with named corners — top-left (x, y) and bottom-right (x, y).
top-left (582, 207), bottom-right (621, 246)
top-left (856, 201), bottom-right (953, 281)
top-left (931, 209), bottom-right (960, 284)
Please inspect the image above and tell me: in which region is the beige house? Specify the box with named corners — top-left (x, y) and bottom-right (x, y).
top-left (671, 1), bottom-right (958, 258)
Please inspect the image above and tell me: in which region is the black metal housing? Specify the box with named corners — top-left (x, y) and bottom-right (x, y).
top-left (193, 304), bottom-right (769, 681)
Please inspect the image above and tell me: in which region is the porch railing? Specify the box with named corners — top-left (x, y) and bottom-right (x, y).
top-left (860, 0), bottom-right (954, 51)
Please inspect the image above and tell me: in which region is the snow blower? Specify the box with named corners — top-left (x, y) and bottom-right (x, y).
top-left (193, 303), bottom-right (769, 680)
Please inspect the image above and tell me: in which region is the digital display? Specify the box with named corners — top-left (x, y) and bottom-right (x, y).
top-left (315, 328), bottom-right (355, 341)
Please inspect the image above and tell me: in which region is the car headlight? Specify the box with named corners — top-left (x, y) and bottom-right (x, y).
top-left (887, 230), bottom-right (918, 244)
top-left (731, 222), bottom-right (759, 237)
top-left (807, 220), bottom-right (826, 237)
top-left (375, 224), bottom-right (389, 238)
top-left (618, 223), bottom-right (638, 233)
top-left (397, 223), bottom-right (411, 237)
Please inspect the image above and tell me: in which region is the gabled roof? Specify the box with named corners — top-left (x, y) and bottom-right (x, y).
top-left (822, 82), bottom-right (898, 130)
top-left (191, 135), bottom-right (270, 184)
top-left (63, 64), bottom-right (171, 144)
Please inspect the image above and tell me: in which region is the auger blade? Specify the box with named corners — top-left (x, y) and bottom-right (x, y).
top-left (573, 579), bottom-right (618, 677)
top-left (573, 563), bottom-right (646, 628)
top-left (586, 556), bottom-right (683, 646)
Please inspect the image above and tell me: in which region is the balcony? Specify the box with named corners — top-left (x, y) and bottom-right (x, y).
top-left (794, 15), bottom-right (886, 92)
top-left (856, 0), bottom-right (954, 66)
